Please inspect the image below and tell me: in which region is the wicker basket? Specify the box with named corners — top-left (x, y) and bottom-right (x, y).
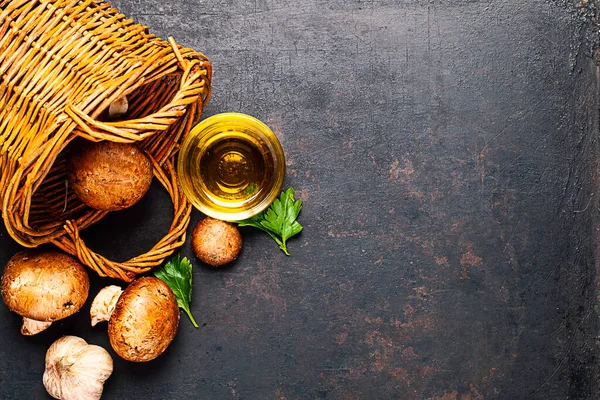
top-left (0, 0), bottom-right (212, 281)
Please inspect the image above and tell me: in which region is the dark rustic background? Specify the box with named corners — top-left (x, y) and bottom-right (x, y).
top-left (1, 0), bottom-right (600, 399)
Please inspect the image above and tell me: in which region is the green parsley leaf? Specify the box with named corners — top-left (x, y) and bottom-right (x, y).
top-left (238, 187), bottom-right (303, 255)
top-left (154, 254), bottom-right (199, 328)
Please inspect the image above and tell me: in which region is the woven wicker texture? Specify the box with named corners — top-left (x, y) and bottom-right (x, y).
top-left (0, 0), bottom-right (212, 281)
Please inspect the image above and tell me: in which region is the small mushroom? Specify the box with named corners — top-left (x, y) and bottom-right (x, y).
top-left (67, 141), bottom-right (153, 211)
top-left (91, 277), bottom-right (179, 362)
top-left (1, 251), bottom-right (90, 335)
top-left (43, 336), bottom-right (113, 400)
top-left (108, 95), bottom-right (128, 118)
top-left (191, 217), bottom-right (242, 266)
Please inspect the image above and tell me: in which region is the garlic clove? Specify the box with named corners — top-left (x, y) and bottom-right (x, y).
top-left (108, 96), bottom-right (128, 118)
top-left (21, 317), bottom-right (52, 335)
top-left (43, 336), bottom-right (113, 400)
top-left (90, 285), bottom-right (123, 326)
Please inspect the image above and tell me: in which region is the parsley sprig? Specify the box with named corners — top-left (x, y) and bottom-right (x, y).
top-left (238, 187), bottom-right (303, 255)
top-left (154, 255), bottom-right (199, 328)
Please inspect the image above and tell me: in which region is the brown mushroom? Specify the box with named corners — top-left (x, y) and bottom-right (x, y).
top-left (67, 141), bottom-right (153, 211)
top-left (108, 96), bottom-right (129, 119)
top-left (191, 217), bottom-right (242, 266)
top-left (92, 277), bottom-right (179, 362)
top-left (1, 251), bottom-right (90, 335)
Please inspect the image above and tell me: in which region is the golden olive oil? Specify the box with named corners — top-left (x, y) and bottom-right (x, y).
top-left (194, 132), bottom-right (274, 204)
top-left (178, 113), bottom-right (285, 221)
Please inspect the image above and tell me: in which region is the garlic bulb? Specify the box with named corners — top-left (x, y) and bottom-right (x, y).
top-left (90, 285), bottom-right (123, 327)
top-left (43, 336), bottom-right (113, 400)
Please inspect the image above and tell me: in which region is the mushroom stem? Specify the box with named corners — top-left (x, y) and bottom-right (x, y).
top-left (21, 317), bottom-right (52, 336)
top-left (90, 286), bottom-right (123, 327)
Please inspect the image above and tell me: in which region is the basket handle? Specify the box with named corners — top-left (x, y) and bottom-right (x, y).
top-left (53, 157), bottom-right (192, 282)
top-left (65, 38), bottom-right (211, 144)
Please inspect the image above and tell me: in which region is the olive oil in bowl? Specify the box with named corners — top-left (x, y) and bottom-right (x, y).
top-left (178, 113), bottom-right (285, 221)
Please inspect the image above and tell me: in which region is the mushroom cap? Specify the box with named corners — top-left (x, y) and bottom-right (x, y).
top-left (108, 277), bottom-right (179, 362)
top-left (67, 141), bottom-right (153, 211)
top-left (191, 217), bottom-right (242, 266)
top-left (1, 251), bottom-right (90, 322)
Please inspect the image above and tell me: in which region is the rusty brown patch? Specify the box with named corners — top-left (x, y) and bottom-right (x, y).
top-left (295, 188), bottom-right (309, 201)
top-left (336, 332), bottom-right (349, 345)
top-left (388, 158), bottom-right (415, 181)
top-left (406, 188), bottom-right (425, 198)
top-left (450, 217), bottom-right (466, 232)
top-left (391, 314), bottom-right (435, 330)
top-left (492, 192), bottom-right (511, 217)
top-left (465, 384), bottom-right (484, 400)
top-left (388, 367), bottom-right (410, 383)
top-left (410, 286), bottom-right (431, 301)
top-left (425, 391), bottom-right (459, 400)
top-left (286, 168), bottom-right (297, 177)
top-left (386, 157), bottom-right (425, 199)
top-left (339, 309), bottom-right (443, 397)
top-left (401, 346), bottom-right (418, 360)
top-left (459, 243), bottom-right (483, 280)
top-left (429, 384), bottom-right (485, 400)
top-left (418, 365), bottom-right (440, 376)
top-left (451, 170), bottom-right (464, 190)
top-left (341, 394), bottom-right (363, 400)
top-left (327, 230), bottom-right (370, 238)
top-left (430, 187), bottom-right (440, 201)
top-left (476, 145), bottom-right (490, 191)
top-left (370, 349), bottom-right (388, 372)
top-left (365, 316), bottom-right (384, 324)
top-left (345, 367), bottom-right (367, 378)
top-left (364, 331), bottom-right (397, 373)
top-left (246, 262), bottom-right (287, 321)
top-left (364, 331), bottom-right (378, 345)
top-left (434, 255), bottom-right (450, 267)
top-left (419, 238), bottom-right (435, 257)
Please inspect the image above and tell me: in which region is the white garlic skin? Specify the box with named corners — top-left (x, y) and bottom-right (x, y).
top-left (43, 336), bottom-right (113, 400)
top-left (90, 285), bottom-right (123, 327)
top-left (21, 317), bottom-right (52, 335)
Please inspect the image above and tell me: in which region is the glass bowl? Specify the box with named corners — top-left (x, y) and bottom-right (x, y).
top-left (177, 112), bottom-right (285, 221)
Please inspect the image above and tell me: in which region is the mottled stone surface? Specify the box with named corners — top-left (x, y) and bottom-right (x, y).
top-left (1, 0), bottom-right (599, 399)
